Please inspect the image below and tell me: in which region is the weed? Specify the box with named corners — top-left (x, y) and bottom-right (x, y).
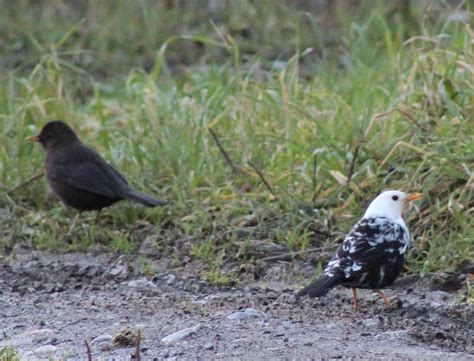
top-left (0, 347), bottom-right (20, 361)
top-left (0, 2), bottom-right (472, 282)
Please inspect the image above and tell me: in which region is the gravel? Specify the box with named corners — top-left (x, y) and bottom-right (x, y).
top-left (0, 249), bottom-right (472, 359)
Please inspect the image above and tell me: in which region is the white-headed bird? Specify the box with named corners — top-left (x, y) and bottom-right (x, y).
top-left (296, 190), bottom-right (422, 309)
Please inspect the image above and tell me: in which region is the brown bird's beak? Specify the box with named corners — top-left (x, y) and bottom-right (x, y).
top-left (25, 135), bottom-right (40, 142)
top-left (406, 192), bottom-right (422, 202)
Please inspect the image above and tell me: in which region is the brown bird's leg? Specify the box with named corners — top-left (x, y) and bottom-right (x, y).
top-left (378, 290), bottom-right (392, 308)
top-left (94, 209), bottom-right (101, 225)
top-left (352, 288), bottom-right (359, 310)
top-left (67, 211), bottom-right (82, 235)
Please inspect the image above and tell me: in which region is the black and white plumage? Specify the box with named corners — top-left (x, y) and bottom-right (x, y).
top-left (296, 190), bottom-right (422, 307)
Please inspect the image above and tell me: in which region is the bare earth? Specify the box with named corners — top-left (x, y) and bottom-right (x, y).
top-left (1, 247), bottom-right (473, 360)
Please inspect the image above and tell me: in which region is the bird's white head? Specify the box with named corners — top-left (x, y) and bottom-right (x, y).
top-left (363, 190), bottom-right (422, 221)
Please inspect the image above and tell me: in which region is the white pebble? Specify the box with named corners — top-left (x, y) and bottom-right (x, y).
top-left (161, 324), bottom-right (202, 343)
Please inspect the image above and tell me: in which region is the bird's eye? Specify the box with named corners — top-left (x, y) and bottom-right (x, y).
top-left (392, 195), bottom-right (399, 201)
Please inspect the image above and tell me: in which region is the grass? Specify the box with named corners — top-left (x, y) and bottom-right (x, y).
top-left (0, 346), bottom-right (20, 361)
top-left (0, 1), bottom-right (472, 282)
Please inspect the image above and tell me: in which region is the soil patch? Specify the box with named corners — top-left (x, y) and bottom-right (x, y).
top-left (1, 248), bottom-right (472, 359)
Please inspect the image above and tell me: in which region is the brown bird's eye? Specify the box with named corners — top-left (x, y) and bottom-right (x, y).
top-left (392, 195), bottom-right (399, 201)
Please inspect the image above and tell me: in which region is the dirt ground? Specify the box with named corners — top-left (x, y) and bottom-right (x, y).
top-left (1, 246), bottom-right (473, 360)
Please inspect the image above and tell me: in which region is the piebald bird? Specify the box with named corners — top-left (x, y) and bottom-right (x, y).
top-left (296, 190), bottom-right (422, 309)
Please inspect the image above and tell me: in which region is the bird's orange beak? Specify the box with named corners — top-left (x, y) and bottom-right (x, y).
top-left (406, 192), bottom-right (422, 202)
top-left (25, 135), bottom-right (40, 142)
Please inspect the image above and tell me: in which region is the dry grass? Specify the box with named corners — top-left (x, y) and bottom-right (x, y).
top-left (0, 1), bottom-right (472, 281)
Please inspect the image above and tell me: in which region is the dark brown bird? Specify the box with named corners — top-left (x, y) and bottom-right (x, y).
top-left (26, 120), bottom-right (168, 233)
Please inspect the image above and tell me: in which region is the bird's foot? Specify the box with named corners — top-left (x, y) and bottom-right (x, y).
top-left (61, 234), bottom-right (74, 245)
top-left (378, 290), bottom-right (402, 310)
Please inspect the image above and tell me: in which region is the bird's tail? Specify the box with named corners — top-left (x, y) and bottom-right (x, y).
top-left (125, 189), bottom-right (169, 207)
top-left (295, 274), bottom-right (343, 298)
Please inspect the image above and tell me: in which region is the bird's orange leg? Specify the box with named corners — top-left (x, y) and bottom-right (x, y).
top-left (378, 290), bottom-right (392, 308)
top-left (352, 288), bottom-right (359, 310)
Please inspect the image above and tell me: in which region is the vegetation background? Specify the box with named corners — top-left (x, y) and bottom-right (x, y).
top-left (0, 0), bottom-right (472, 283)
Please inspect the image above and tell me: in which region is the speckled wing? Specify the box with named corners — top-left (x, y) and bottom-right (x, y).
top-left (324, 216), bottom-right (409, 288)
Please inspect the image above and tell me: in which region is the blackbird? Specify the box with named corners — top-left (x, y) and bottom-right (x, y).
top-left (26, 120), bottom-right (168, 233)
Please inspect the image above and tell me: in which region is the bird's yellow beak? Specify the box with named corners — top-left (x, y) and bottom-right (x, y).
top-left (406, 192), bottom-right (422, 202)
top-left (25, 135), bottom-right (40, 142)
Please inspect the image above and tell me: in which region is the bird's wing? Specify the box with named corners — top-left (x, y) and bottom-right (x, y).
top-left (104, 161), bottom-right (129, 186)
top-left (324, 216), bottom-right (408, 278)
top-left (48, 161), bottom-right (122, 199)
top-left (47, 144), bottom-right (130, 199)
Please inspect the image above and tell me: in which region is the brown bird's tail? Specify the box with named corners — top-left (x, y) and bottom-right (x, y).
top-left (125, 189), bottom-right (169, 207)
top-left (295, 274), bottom-right (343, 298)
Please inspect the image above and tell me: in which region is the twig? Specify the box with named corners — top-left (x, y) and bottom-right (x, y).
top-left (248, 162), bottom-right (278, 200)
top-left (4, 171), bottom-right (44, 195)
top-left (346, 143), bottom-right (360, 190)
top-left (379, 140), bottom-right (431, 168)
top-left (312, 152), bottom-right (318, 202)
top-left (364, 107), bottom-right (424, 139)
top-left (208, 128), bottom-right (239, 174)
top-left (84, 339), bottom-right (92, 361)
top-left (135, 329), bottom-right (141, 361)
top-left (396, 107), bottom-right (424, 131)
top-left (364, 109), bottom-right (396, 139)
top-left (259, 246), bottom-right (329, 262)
top-left (4, 193), bottom-right (18, 207)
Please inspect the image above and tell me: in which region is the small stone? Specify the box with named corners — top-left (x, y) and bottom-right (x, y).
top-left (47, 284), bottom-right (65, 293)
top-left (431, 273), bottom-right (465, 292)
top-left (231, 214), bottom-right (259, 227)
top-left (161, 324), bottom-right (202, 343)
top-left (361, 318), bottom-right (379, 328)
top-left (126, 278), bottom-right (157, 289)
top-left (25, 345), bottom-right (57, 357)
top-left (79, 264), bottom-right (103, 278)
top-left (427, 290), bottom-right (456, 305)
top-left (139, 235), bottom-right (161, 256)
top-left (163, 274), bottom-right (176, 285)
top-left (374, 330), bottom-right (410, 341)
top-left (237, 239), bottom-right (289, 259)
top-left (226, 308), bottom-right (268, 321)
top-left (99, 342), bottom-right (113, 351)
top-left (109, 264), bottom-right (128, 277)
top-left (108, 256), bottom-right (129, 279)
top-left (173, 236), bottom-right (197, 256)
top-left (325, 323), bottom-right (342, 332)
top-left (91, 334), bottom-right (114, 345)
top-left (90, 244), bottom-right (109, 256)
top-left (204, 342), bottom-right (214, 350)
